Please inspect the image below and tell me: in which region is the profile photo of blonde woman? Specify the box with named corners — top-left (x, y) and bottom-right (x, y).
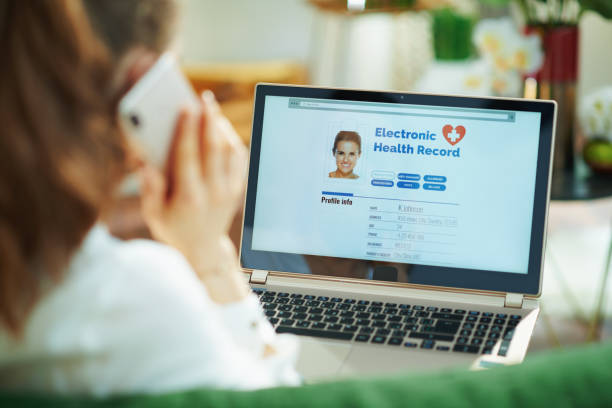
top-left (328, 131), bottom-right (362, 179)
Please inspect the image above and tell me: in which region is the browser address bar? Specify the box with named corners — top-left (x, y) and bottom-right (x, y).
top-left (296, 100), bottom-right (511, 121)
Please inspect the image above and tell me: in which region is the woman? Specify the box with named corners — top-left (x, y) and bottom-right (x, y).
top-left (328, 131), bottom-right (362, 179)
top-left (0, 0), bottom-right (298, 395)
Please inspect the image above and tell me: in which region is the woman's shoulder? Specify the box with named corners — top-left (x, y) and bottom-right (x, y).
top-left (64, 225), bottom-right (207, 308)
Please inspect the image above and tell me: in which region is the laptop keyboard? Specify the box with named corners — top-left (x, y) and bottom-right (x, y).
top-left (254, 289), bottom-right (522, 356)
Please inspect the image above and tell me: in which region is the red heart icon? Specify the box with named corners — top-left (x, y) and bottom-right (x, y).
top-left (442, 125), bottom-right (466, 146)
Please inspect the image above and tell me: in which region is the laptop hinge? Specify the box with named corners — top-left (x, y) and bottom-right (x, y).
top-left (504, 293), bottom-right (524, 308)
top-left (249, 270), bottom-right (269, 284)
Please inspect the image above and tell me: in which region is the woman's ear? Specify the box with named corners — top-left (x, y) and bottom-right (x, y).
top-left (111, 47), bottom-right (159, 98)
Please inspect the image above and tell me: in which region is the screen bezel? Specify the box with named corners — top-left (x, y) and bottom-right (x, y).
top-left (241, 84), bottom-right (555, 296)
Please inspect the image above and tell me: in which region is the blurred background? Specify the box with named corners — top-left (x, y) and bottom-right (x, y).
top-left (112, 0), bottom-right (612, 355)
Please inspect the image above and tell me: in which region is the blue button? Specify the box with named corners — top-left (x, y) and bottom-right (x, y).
top-left (424, 175), bottom-right (446, 183)
top-left (397, 181), bottom-right (419, 189)
top-left (423, 183), bottom-right (446, 191)
top-left (398, 173), bottom-right (420, 181)
top-left (371, 179), bottom-right (394, 187)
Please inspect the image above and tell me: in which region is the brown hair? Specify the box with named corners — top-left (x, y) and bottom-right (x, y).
top-left (332, 131), bottom-right (362, 154)
top-left (0, 0), bottom-right (175, 335)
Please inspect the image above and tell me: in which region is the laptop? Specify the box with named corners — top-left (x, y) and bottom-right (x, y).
top-left (240, 84), bottom-right (557, 380)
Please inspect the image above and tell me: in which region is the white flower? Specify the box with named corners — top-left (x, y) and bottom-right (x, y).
top-left (580, 87), bottom-right (612, 141)
top-left (473, 18), bottom-right (518, 58)
top-left (509, 34), bottom-right (543, 75)
top-left (473, 18), bottom-right (544, 76)
top-left (490, 71), bottom-right (522, 97)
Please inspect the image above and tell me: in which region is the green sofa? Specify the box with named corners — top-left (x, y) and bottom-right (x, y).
top-left (3, 342), bottom-right (612, 407)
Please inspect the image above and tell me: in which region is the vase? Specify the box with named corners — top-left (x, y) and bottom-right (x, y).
top-left (525, 25), bottom-right (579, 175)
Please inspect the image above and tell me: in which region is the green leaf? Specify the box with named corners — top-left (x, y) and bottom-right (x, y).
top-left (579, 0), bottom-right (612, 18)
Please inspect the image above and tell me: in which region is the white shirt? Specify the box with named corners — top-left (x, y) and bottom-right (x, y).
top-left (0, 225), bottom-right (300, 396)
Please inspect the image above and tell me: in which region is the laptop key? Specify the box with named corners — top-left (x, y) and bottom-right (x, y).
top-left (269, 318), bottom-right (279, 325)
top-left (340, 310), bottom-right (355, 317)
top-left (276, 326), bottom-right (354, 341)
top-left (399, 304), bottom-right (411, 310)
top-left (372, 321), bottom-right (387, 328)
top-left (337, 304), bottom-right (350, 311)
top-left (413, 305), bottom-right (424, 311)
top-left (356, 319), bottom-right (371, 326)
top-left (317, 296), bottom-right (329, 301)
top-left (294, 313), bottom-right (308, 320)
top-left (416, 311), bottom-right (429, 317)
top-left (474, 330), bottom-right (487, 337)
top-left (294, 306), bottom-right (308, 313)
top-left (409, 332), bottom-right (454, 342)
top-left (277, 298), bottom-right (290, 304)
top-left (353, 305), bottom-right (367, 312)
top-left (453, 345), bottom-right (479, 353)
top-left (436, 346), bottom-right (450, 351)
top-left (290, 293), bottom-right (302, 298)
top-left (312, 322), bottom-right (326, 329)
top-left (482, 347), bottom-right (493, 354)
top-left (277, 293), bottom-right (289, 297)
top-left (466, 316), bottom-right (477, 322)
top-left (340, 318), bottom-right (355, 325)
top-left (404, 342), bottom-right (418, 348)
top-left (460, 329), bottom-right (472, 336)
top-left (388, 323), bottom-right (402, 330)
top-left (482, 312), bottom-right (493, 317)
top-left (368, 306), bottom-right (382, 313)
top-left (331, 297), bottom-right (342, 303)
top-left (480, 317), bottom-right (492, 323)
top-left (399, 310), bottom-right (413, 316)
top-left (371, 335), bottom-right (387, 344)
top-left (440, 308), bottom-right (452, 313)
top-left (376, 328), bottom-right (391, 336)
top-left (387, 315), bottom-right (402, 322)
top-left (281, 319), bottom-right (295, 326)
top-left (392, 330), bottom-right (407, 337)
top-left (308, 315), bottom-right (323, 322)
top-left (324, 309), bottom-right (339, 316)
top-left (494, 318), bottom-right (506, 325)
top-left (263, 303), bottom-right (276, 310)
top-left (324, 316), bottom-right (338, 323)
top-left (296, 321), bottom-right (310, 328)
top-left (426, 306), bottom-right (438, 312)
top-left (457, 336), bottom-right (469, 344)
top-left (372, 301), bottom-right (383, 306)
top-left (265, 310), bottom-right (276, 317)
top-left (360, 327), bottom-right (374, 334)
top-left (328, 324), bottom-right (342, 331)
top-left (454, 309), bottom-right (466, 314)
top-left (304, 295), bottom-right (315, 300)
top-left (372, 314), bottom-right (386, 321)
top-left (431, 313), bottom-right (463, 321)
top-left (290, 299), bottom-right (305, 305)
top-left (344, 299), bottom-right (356, 304)
top-left (343, 325), bottom-right (358, 333)
top-left (310, 307), bottom-right (323, 314)
top-left (358, 300), bottom-right (370, 305)
top-left (278, 311), bottom-right (292, 318)
top-left (388, 337), bottom-right (402, 346)
top-left (322, 302), bottom-right (335, 308)
top-left (355, 334), bottom-right (370, 342)
top-left (510, 314), bottom-right (521, 320)
top-left (421, 340), bottom-right (435, 349)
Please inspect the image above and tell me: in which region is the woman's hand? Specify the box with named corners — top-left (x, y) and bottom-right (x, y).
top-left (139, 91), bottom-right (249, 303)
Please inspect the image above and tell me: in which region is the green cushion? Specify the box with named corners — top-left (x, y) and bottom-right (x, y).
top-left (3, 342), bottom-right (612, 408)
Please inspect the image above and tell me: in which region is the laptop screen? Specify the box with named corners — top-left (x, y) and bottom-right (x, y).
top-left (242, 86), bottom-right (555, 295)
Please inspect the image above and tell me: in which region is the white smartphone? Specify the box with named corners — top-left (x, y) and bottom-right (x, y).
top-left (118, 52), bottom-right (200, 168)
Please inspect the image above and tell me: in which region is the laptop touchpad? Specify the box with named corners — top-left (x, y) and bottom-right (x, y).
top-left (296, 338), bottom-right (351, 382)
